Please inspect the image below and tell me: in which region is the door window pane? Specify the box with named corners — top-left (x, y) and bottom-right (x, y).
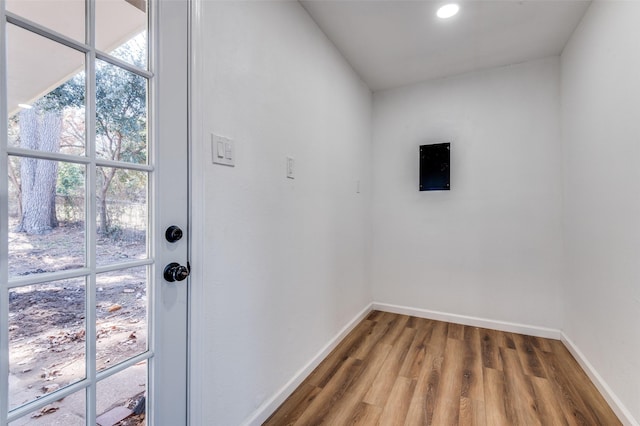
top-left (96, 60), bottom-right (148, 164)
top-left (4, 0), bottom-right (161, 423)
top-left (96, 266), bottom-right (148, 372)
top-left (97, 361), bottom-right (147, 426)
top-left (9, 388), bottom-right (85, 426)
top-left (6, 0), bottom-right (85, 43)
top-left (8, 158), bottom-right (85, 278)
top-left (9, 279), bottom-right (86, 410)
top-left (7, 24), bottom-right (86, 156)
top-left (96, 168), bottom-right (147, 266)
top-left (96, 0), bottom-right (147, 68)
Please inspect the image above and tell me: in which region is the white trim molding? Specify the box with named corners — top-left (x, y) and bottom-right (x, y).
top-left (560, 333), bottom-right (639, 426)
top-left (372, 302), bottom-right (562, 339)
top-left (187, 0), bottom-right (204, 425)
top-left (241, 303), bottom-right (374, 426)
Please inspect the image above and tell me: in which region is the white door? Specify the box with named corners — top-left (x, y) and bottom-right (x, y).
top-left (0, 0), bottom-right (189, 424)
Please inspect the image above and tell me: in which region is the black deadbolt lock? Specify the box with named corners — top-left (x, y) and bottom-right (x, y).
top-left (165, 225), bottom-right (183, 243)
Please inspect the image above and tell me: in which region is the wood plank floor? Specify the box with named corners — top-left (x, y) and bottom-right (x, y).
top-left (264, 311), bottom-right (621, 426)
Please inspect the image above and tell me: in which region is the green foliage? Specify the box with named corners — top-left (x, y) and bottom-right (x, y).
top-left (38, 73), bottom-right (85, 112)
top-left (36, 33), bottom-right (148, 165)
top-left (56, 163), bottom-right (83, 197)
top-left (95, 59), bottom-right (147, 164)
top-left (55, 153), bottom-right (84, 224)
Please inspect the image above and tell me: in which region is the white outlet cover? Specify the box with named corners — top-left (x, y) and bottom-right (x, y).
top-left (286, 156), bottom-right (295, 179)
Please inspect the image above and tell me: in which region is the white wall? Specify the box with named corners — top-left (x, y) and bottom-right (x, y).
top-left (187, 1), bottom-right (640, 424)
top-left (561, 1), bottom-right (640, 422)
top-left (371, 57), bottom-right (564, 329)
top-left (190, 2), bottom-right (372, 425)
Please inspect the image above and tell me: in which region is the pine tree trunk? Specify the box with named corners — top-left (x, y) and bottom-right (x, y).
top-left (17, 109), bottom-right (61, 234)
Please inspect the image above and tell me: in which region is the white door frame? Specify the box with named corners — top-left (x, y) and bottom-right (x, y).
top-left (0, 0), bottom-right (190, 423)
top-left (185, 0), bottom-right (205, 423)
top-left (153, 0), bottom-right (190, 424)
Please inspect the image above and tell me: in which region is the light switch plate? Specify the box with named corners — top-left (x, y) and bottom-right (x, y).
top-left (211, 134), bottom-right (235, 167)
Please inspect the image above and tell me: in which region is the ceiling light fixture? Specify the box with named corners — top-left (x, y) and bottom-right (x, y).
top-left (437, 3), bottom-right (459, 19)
top-left (18, 103), bottom-right (33, 109)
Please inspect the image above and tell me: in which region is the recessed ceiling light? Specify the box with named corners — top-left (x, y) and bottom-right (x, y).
top-left (437, 3), bottom-right (459, 19)
top-left (18, 103), bottom-right (33, 109)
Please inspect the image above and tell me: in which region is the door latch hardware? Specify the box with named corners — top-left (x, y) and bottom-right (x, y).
top-left (164, 262), bottom-right (190, 282)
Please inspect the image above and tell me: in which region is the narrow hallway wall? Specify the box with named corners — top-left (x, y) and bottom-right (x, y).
top-left (190, 2), bottom-right (372, 424)
top-left (561, 1), bottom-right (640, 422)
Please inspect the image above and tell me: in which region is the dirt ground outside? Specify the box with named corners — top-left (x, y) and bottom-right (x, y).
top-left (8, 218), bottom-right (148, 425)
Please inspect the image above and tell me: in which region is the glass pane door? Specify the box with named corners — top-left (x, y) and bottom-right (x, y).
top-left (0, 0), bottom-right (182, 424)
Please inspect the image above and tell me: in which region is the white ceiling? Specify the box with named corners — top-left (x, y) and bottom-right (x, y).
top-left (301, 0), bottom-right (591, 91)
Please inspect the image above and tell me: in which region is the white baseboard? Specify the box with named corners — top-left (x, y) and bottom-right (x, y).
top-left (372, 302), bottom-right (562, 339)
top-left (241, 301), bottom-right (637, 426)
top-left (560, 333), bottom-right (639, 426)
top-left (240, 303), bottom-right (374, 426)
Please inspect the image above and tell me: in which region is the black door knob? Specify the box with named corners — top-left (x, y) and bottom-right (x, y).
top-left (164, 262), bottom-right (190, 282)
top-left (165, 226), bottom-right (183, 243)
